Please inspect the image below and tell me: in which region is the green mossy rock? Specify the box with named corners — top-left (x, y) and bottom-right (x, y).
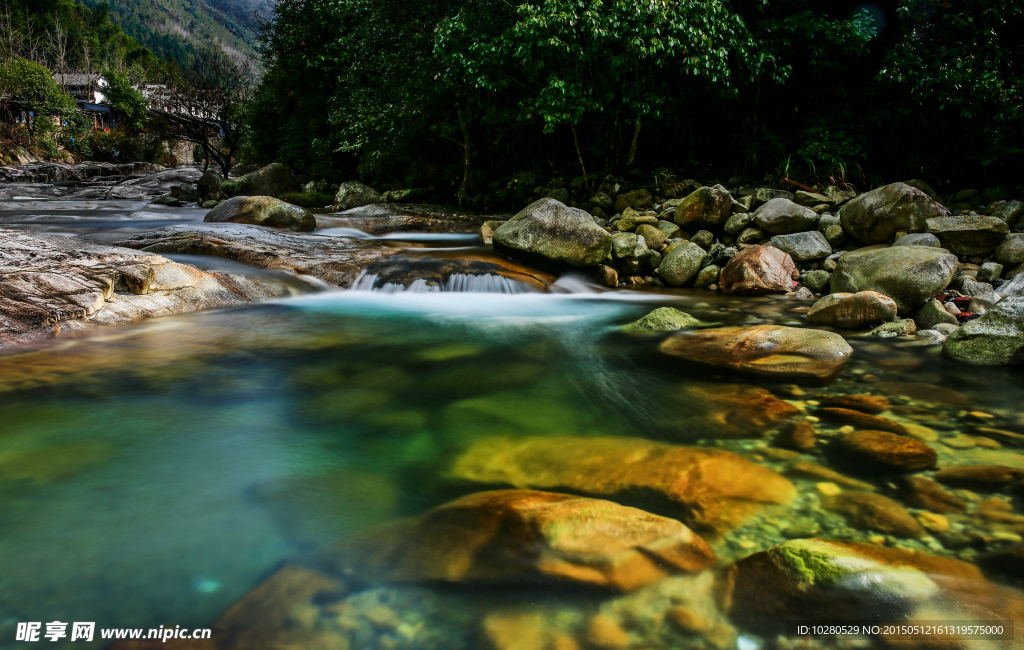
top-left (943, 296), bottom-right (1024, 365)
top-left (830, 246), bottom-right (958, 315)
top-left (204, 196), bottom-right (316, 232)
top-left (493, 198), bottom-right (613, 268)
top-left (221, 163), bottom-right (299, 198)
top-left (621, 307), bottom-right (703, 334)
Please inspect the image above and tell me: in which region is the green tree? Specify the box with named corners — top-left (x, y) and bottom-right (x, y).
top-left (0, 56), bottom-right (77, 136)
top-left (435, 0), bottom-right (778, 184)
top-left (880, 0), bottom-right (1024, 165)
top-left (101, 67), bottom-right (148, 132)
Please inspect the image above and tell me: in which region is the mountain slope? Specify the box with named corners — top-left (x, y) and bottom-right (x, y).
top-left (81, 0), bottom-right (269, 63)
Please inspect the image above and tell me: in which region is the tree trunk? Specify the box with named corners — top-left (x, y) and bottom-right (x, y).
top-left (626, 118), bottom-right (641, 168)
top-left (569, 120), bottom-right (588, 188)
top-left (457, 102), bottom-right (471, 203)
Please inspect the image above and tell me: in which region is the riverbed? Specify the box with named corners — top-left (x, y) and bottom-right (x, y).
top-left (1, 200), bottom-right (1024, 649)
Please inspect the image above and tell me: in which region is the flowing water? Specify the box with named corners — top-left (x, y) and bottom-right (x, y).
top-left (2, 202), bottom-right (1024, 649)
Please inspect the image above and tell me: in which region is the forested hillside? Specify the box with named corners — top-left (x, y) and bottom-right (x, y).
top-left (79, 0), bottom-right (266, 63)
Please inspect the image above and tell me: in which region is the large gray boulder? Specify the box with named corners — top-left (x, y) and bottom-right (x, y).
top-left (752, 198), bottom-right (818, 234)
top-left (995, 233), bottom-right (1024, 267)
top-left (944, 296), bottom-right (1024, 365)
top-left (221, 163), bottom-right (299, 198)
top-left (196, 168), bottom-right (225, 203)
top-left (204, 196), bottom-right (316, 232)
top-left (806, 291), bottom-right (897, 329)
top-left (992, 200), bottom-right (1024, 229)
top-left (333, 181), bottom-right (384, 211)
top-left (840, 183), bottom-right (949, 244)
top-left (769, 231), bottom-right (832, 261)
top-left (893, 233), bottom-right (941, 248)
top-left (830, 246), bottom-right (958, 315)
top-left (657, 242), bottom-right (706, 286)
top-left (493, 198), bottom-right (613, 267)
top-left (925, 215), bottom-right (1009, 257)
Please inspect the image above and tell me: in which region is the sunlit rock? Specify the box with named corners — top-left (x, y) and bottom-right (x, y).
top-left (448, 436), bottom-right (796, 533)
top-left (328, 489), bottom-right (716, 591)
top-left (659, 325), bottom-right (853, 383)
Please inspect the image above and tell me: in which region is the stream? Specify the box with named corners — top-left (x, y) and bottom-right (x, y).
top-left (1, 201), bottom-right (1024, 649)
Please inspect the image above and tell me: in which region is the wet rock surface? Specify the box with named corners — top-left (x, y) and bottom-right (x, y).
top-left (830, 246), bottom-right (959, 314)
top-left (659, 325), bottom-right (853, 383)
top-left (204, 196), bottom-right (316, 232)
top-left (327, 489), bottom-right (717, 591)
top-left (99, 223), bottom-right (394, 285)
top-left (0, 228), bottom-right (297, 347)
top-left (448, 436), bottom-right (796, 533)
top-left (320, 203), bottom-right (501, 235)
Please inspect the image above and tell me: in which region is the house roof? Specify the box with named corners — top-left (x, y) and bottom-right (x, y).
top-left (53, 73), bottom-right (101, 86)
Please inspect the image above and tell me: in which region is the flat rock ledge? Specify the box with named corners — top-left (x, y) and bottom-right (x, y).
top-left (100, 223), bottom-right (395, 285)
top-left (0, 228), bottom-right (301, 347)
top-left (318, 203), bottom-right (504, 235)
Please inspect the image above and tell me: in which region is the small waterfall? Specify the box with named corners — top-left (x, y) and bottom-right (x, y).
top-left (349, 271), bottom-right (534, 294)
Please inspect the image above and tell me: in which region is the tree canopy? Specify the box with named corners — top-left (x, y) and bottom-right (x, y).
top-left (247, 0), bottom-right (1024, 199)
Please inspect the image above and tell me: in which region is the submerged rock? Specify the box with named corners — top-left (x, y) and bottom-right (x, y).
top-left (493, 198), bottom-right (613, 268)
top-left (897, 476), bottom-right (968, 514)
top-left (825, 492), bottom-right (925, 537)
top-left (674, 382), bottom-right (800, 438)
top-left (932, 465), bottom-right (1024, 490)
top-left (830, 246), bottom-right (958, 315)
top-left (221, 162), bottom-right (299, 198)
top-left (213, 566), bottom-right (347, 650)
top-left (816, 394), bottom-right (890, 413)
top-left (718, 245), bottom-right (797, 295)
top-left (830, 430), bottom-right (937, 472)
top-left (806, 291), bottom-right (897, 329)
top-left (448, 436), bottom-right (796, 533)
top-left (204, 196), bottom-right (316, 232)
top-left (621, 307), bottom-right (702, 334)
top-left (840, 182), bottom-right (949, 244)
top-left (659, 325), bottom-right (853, 383)
top-left (730, 538), bottom-right (1012, 638)
top-left (330, 489), bottom-right (717, 591)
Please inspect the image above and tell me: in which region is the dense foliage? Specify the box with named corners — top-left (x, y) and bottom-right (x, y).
top-left (248, 0), bottom-right (1024, 200)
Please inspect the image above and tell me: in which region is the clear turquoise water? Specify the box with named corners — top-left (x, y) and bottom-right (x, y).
top-left (1, 284), bottom-right (1023, 648)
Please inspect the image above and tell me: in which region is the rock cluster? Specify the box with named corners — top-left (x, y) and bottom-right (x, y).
top-left (478, 177), bottom-right (1024, 365)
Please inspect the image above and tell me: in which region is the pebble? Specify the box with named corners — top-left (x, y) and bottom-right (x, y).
top-left (941, 434), bottom-right (977, 449)
top-left (916, 512), bottom-right (950, 532)
top-left (831, 430), bottom-right (937, 472)
top-left (816, 482), bottom-right (841, 496)
top-left (992, 532), bottom-right (1024, 543)
top-left (901, 423), bottom-right (939, 442)
top-left (788, 461), bottom-right (876, 490)
top-left (816, 394), bottom-right (891, 414)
